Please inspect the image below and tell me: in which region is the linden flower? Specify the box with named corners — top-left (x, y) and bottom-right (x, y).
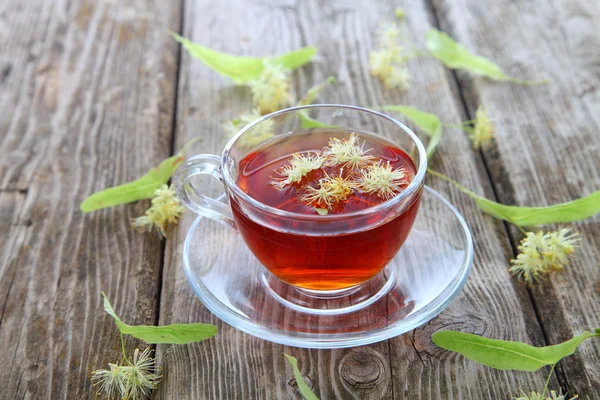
top-left (299, 173), bottom-right (354, 209)
top-left (131, 184), bottom-right (185, 237)
top-left (223, 109), bottom-right (275, 148)
top-left (513, 389), bottom-right (578, 400)
top-left (272, 152), bottom-right (324, 190)
top-left (248, 62), bottom-right (293, 114)
top-left (509, 228), bottom-right (579, 284)
top-left (369, 49), bottom-right (411, 90)
top-left (356, 161), bottom-right (407, 199)
top-left (395, 7), bottom-right (405, 19)
top-left (122, 348), bottom-right (162, 400)
top-left (91, 348), bottom-right (161, 400)
top-left (369, 24), bottom-right (411, 90)
top-left (470, 106), bottom-right (495, 149)
top-left (377, 23), bottom-right (401, 49)
top-left (325, 133), bottom-right (376, 170)
top-left (91, 363), bottom-right (126, 399)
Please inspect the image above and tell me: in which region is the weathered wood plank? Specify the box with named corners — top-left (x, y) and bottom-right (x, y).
top-left (431, 0), bottom-right (600, 397)
top-left (305, 1), bottom-right (552, 398)
top-left (158, 0), bottom-right (552, 398)
top-left (0, 0), bottom-right (180, 398)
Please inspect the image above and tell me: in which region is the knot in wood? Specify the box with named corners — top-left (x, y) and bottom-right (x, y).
top-left (339, 349), bottom-right (388, 389)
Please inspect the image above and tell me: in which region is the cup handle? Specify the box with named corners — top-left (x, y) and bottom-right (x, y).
top-left (173, 154), bottom-right (236, 229)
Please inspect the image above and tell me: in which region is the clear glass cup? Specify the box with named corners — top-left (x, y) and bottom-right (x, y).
top-left (174, 104), bottom-right (427, 297)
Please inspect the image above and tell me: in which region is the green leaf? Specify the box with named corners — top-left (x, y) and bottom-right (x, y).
top-left (467, 189), bottom-right (600, 226)
top-left (425, 29), bottom-right (549, 85)
top-left (80, 153), bottom-right (185, 212)
top-left (427, 169), bottom-right (600, 226)
top-left (171, 32), bottom-right (316, 84)
top-left (101, 292), bottom-right (218, 344)
top-left (382, 105), bottom-right (443, 159)
top-left (432, 330), bottom-right (599, 372)
top-left (314, 207), bottom-right (328, 215)
top-left (284, 354), bottom-right (320, 400)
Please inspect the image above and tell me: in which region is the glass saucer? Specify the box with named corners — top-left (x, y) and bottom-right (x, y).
top-left (182, 186), bottom-right (473, 349)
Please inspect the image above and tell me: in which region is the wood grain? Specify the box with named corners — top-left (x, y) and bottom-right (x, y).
top-left (157, 0), bottom-right (553, 398)
top-left (0, 0), bottom-right (180, 398)
top-left (431, 0), bottom-right (600, 397)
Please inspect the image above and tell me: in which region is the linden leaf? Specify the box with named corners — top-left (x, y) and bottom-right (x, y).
top-left (172, 32), bottom-right (316, 84)
top-left (284, 354), bottom-right (320, 400)
top-left (80, 154), bottom-right (185, 212)
top-left (101, 292), bottom-right (218, 344)
top-left (382, 105), bottom-right (442, 159)
top-left (425, 29), bottom-right (549, 85)
top-left (433, 330), bottom-right (599, 372)
top-left (81, 138), bottom-right (202, 213)
top-left (428, 169), bottom-right (600, 226)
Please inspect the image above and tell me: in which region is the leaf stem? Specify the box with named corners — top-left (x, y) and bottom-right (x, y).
top-left (426, 168), bottom-right (472, 193)
top-left (120, 333), bottom-right (132, 365)
top-left (403, 51), bottom-right (433, 60)
top-left (515, 224), bottom-right (527, 235)
top-left (507, 77), bottom-right (552, 86)
top-left (541, 363), bottom-right (555, 398)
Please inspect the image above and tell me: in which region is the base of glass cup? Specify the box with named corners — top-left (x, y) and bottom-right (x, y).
top-left (260, 266), bottom-right (396, 316)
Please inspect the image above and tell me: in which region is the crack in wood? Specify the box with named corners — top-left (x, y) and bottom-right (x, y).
top-left (425, 0), bottom-right (600, 395)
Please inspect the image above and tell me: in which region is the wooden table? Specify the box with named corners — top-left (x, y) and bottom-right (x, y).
top-left (1, 0), bottom-right (599, 398)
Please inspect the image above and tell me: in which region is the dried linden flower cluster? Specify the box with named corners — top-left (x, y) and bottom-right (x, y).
top-left (272, 133), bottom-right (409, 212)
top-left (91, 348), bottom-right (161, 400)
top-left (509, 228), bottom-right (579, 285)
top-left (369, 23), bottom-right (411, 90)
top-left (248, 62), bottom-right (293, 114)
top-left (131, 184), bottom-right (185, 237)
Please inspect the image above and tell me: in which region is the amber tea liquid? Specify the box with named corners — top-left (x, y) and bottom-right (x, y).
top-left (231, 129), bottom-right (422, 291)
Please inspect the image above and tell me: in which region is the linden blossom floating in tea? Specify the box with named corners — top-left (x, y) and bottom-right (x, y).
top-left (252, 132), bottom-right (413, 215)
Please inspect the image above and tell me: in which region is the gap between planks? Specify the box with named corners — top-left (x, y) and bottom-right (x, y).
top-left (425, 0), bottom-right (569, 393)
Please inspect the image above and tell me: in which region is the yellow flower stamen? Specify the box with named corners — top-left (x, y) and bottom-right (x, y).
top-left (91, 363), bottom-right (127, 399)
top-left (509, 229), bottom-right (579, 284)
top-left (131, 184), bottom-right (185, 237)
top-left (248, 62), bottom-right (293, 114)
top-left (395, 7), bottom-right (405, 19)
top-left (298, 173), bottom-right (354, 209)
top-left (122, 348), bottom-right (161, 400)
top-left (272, 152), bottom-right (324, 190)
top-left (325, 133), bottom-right (376, 170)
top-left (470, 106), bottom-right (494, 149)
top-left (355, 161), bottom-right (407, 199)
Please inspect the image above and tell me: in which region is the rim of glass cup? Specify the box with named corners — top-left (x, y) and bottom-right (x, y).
top-left (221, 104), bottom-right (427, 220)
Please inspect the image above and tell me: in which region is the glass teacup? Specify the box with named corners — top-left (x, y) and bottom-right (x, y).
top-left (174, 105), bottom-right (426, 296)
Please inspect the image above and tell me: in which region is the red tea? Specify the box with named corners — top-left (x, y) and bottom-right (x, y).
top-left (231, 129), bottom-right (421, 291)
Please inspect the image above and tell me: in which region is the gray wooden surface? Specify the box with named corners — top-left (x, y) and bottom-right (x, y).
top-left (0, 0), bottom-right (598, 399)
